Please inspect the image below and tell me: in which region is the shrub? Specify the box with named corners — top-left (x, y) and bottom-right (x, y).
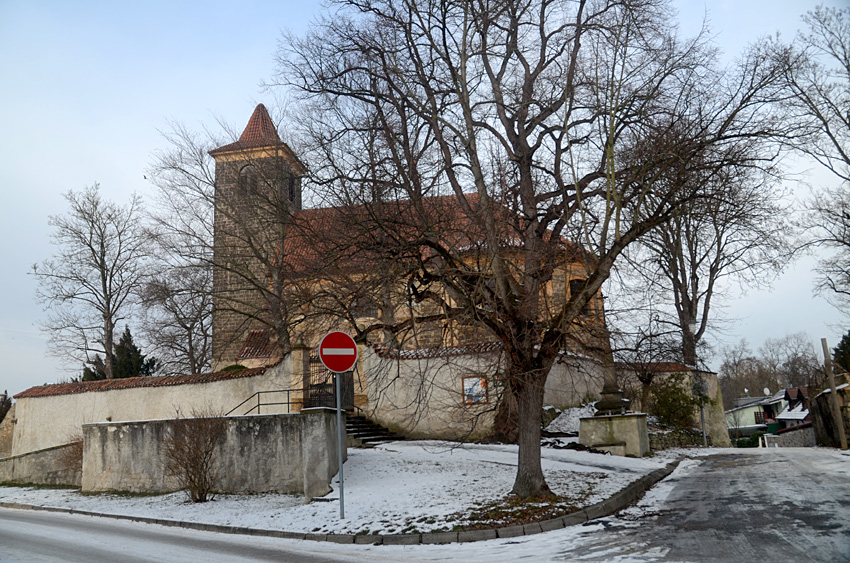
top-left (161, 410), bottom-right (227, 503)
top-left (649, 373), bottom-right (699, 428)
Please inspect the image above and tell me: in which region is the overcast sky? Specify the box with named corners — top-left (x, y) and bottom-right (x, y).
top-left (0, 0), bottom-right (846, 397)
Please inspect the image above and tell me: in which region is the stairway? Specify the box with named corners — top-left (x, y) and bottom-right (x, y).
top-left (345, 414), bottom-right (403, 448)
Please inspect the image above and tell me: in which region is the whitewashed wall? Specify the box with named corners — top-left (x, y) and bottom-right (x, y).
top-left (362, 348), bottom-right (604, 440)
top-left (12, 360), bottom-right (292, 456)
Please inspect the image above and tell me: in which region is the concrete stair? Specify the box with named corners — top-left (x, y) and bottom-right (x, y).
top-left (345, 414), bottom-right (403, 448)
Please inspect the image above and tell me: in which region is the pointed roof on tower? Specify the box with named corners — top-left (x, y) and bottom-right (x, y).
top-left (238, 103), bottom-right (281, 146)
top-left (209, 104), bottom-right (306, 174)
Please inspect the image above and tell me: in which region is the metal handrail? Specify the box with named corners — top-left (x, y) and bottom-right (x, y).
top-left (226, 389), bottom-right (295, 416)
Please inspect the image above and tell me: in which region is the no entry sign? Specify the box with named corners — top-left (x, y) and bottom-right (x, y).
top-left (318, 331), bottom-right (358, 373)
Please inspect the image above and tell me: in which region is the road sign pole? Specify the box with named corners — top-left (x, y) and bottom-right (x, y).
top-left (335, 370), bottom-right (345, 519)
top-left (318, 331), bottom-right (358, 519)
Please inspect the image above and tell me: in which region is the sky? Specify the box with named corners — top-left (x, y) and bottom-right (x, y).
top-left (0, 0), bottom-right (847, 397)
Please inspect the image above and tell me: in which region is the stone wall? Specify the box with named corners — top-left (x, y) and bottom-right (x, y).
top-left (12, 361), bottom-right (292, 456)
top-left (0, 442), bottom-right (81, 487)
top-left (579, 413), bottom-right (649, 457)
top-left (619, 368), bottom-right (730, 448)
top-left (762, 424), bottom-right (817, 448)
top-left (0, 404), bottom-right (15, 458)
top-left (649, 427), bottom-right (712, 450)
top-left (82, 408), bottom-right (342, 500)
top-left (811, 383), bottom-right (849, 448)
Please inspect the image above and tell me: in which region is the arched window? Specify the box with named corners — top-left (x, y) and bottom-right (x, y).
top-left (569, 278), bottom-right (591, 316)
top-left (238, 165), bottom-right (258, 193)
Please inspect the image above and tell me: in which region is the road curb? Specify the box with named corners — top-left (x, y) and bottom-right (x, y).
top-left (0, 458), bottom-right (682, 545)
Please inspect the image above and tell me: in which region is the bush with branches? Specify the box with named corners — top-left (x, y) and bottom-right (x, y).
top-left (161, 410), bottom-right (227, 503)
top-left (650, 374), bottom-right (699, 429)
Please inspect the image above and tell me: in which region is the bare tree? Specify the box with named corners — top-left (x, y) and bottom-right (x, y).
top-left (628, 165), bottom-right (794, 366)
top-left (277, 0), bottom-right (787, 497)
top-left (717, 334), bottom-right (822, 408)
top-left (32, 184), bottom-right (149, 379)
top-left (140, 266), bottom-right (212, 375)
top-left (758, 332), bottom-right (823, 389)
top-left (612, 321), bottom-right (682, 413)
top-left (775, 6), bottom-right (850, 313)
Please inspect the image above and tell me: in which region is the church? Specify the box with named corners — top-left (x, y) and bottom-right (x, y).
top-left (7, 104), bottom-right (609, 460)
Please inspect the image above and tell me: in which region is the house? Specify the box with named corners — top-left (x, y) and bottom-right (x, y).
top-left (775, 388), bottom-right (810, 430)
top-left (725, 390), bottom-right (787, 438)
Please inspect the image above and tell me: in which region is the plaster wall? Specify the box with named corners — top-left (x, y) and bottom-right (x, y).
top-left (363, 350), bottom-right (497, 440)
top-left (362, 348), bottom-right (603, 440)
top-left (544, 356), bottom-right (605, 408)
top-left (697, 370), bottom-right (732, 448)
top-left (12, 361), bottom-right (292, 456)
top-left (82, 409), bottom-right (342, 500)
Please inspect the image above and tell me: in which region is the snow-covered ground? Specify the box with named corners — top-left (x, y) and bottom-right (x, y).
top-left (0, 440), bottom-right (686, 536)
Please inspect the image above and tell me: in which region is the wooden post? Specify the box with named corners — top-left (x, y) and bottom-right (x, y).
top-left (821, 338), bottom-right (848, 450)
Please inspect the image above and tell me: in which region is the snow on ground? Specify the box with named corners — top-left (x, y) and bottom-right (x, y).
top-left (0, 440), bottom-right (683, 536)
top-left (545, 404), bottom-right (596, 433)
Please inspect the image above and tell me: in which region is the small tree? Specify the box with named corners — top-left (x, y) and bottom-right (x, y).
top-left (833, 331), bottom-right (850, 375)
top-left (80, 326), bottom-right (158, 381)
top-left (161, 410), bottom-right (227, 503)
top-left (0, 391), bottom-right (11, 424)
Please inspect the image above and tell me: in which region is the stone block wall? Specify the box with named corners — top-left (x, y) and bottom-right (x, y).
top-left (762, 424), bottom-right (817, 448)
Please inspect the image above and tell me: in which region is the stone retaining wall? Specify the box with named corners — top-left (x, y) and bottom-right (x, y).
top-left (82, 408), bottom-right (343, 500)
top-left (0, 442), bottom-right (81, 487)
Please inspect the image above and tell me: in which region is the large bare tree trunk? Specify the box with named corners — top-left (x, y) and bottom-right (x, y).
top-left (512, 372), bottom-right (550, 498)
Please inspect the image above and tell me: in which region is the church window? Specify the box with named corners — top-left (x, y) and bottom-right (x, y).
top-left (239, 165), bottom-right (258, 193)
top-left (569, 278), bottom-right (591, 316)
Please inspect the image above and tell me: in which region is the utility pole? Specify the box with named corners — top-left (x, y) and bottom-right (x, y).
top-left (821, 338), bottom-right (848, 450)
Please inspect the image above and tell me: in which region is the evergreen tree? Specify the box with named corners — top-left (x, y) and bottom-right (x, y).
top-left (81, 327), bottom-right (158, 380)
top-left (834, 331), bottom-right (850, 375)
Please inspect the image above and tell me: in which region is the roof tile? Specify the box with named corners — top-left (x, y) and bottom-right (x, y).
top-left (14, 364), bottom-right (276, 400)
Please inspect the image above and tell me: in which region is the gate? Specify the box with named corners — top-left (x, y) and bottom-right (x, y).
top-left (307, 353), bottom-right (354, 409)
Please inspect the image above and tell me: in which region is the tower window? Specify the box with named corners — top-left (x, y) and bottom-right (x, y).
top-left (239, 165), bottom-right (258, 193)
top-left (569, 278), bottom-right (591, 316)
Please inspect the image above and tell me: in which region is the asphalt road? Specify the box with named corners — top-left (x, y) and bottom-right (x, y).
top-left (2, 449), bottom-right (848, 562)
top-left (0, 509), bottom-right (360, 563)
top-left (554, 448), bottom-right (850, 562)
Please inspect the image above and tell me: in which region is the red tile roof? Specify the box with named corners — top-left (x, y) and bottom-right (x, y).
top-left (372, 341), bottom-right (503, 359)
top-left (14, 364), bottom-right (277, 399)
top-left (208, 103), bottom-right (306, 174)
top-left (238, 330), bottom-right (275, 359)
top-left (275, 192), bottom-right (591, 277)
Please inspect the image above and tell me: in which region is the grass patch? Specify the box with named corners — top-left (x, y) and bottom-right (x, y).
top-left (446, 494), bottom-right (584, 531)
